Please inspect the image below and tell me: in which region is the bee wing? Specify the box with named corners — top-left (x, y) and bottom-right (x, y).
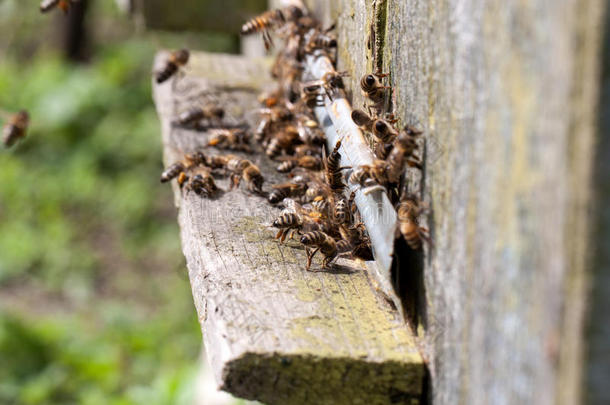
top-left (280, 198), bottom-right (301, 214)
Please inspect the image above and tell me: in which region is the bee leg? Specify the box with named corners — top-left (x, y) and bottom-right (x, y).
top-left (324, 23), bottom-right (336, 33)
top-left (230, 174), bottom-right (241, 189)
top-left (263, 30), bottom-right (273, 51)
top-left (418, 227), bottom-right (433, 248)
top-left (275, 229), bottom-right (284, 240)
top-left (323, 86), bottom-right (334, 101)
top-left (323, 253), bottom-right (338, 269)
top-left (406, 157), bottom-right (423, 170)
top-left (374, 70), bottom-right (390, 78)
top-left (305, 248), bottom-right (320, 270)
top-left (362, 184), bottom-right (385, 195)
top-left (280, 229), bottom-right (289, 243)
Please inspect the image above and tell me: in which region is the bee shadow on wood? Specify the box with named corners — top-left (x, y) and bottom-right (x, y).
top-left (307, 263), bottom-right (358, 275)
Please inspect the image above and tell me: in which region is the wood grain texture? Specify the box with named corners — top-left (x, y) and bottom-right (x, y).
top-left (152, 51), bottom-right (424, 405)
top-left (304, 0), bottom-right (605, 404)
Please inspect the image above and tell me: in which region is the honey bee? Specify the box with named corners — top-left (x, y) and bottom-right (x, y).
top-left (206, 128), bottom-right (251, 153)
top-left (204, 154), bottom-right (232, 170)
top-left (336, 239), bottom-right (353, 253)
top-left (268, 180), bottom-right (308, 204)
top-left (155, 49), bottom-right (190, 84)
top-left (304, 27), bottom-right (337, 54)
top-left (40, 0), bottom-right (77, 13)
top-left (300, 231), bottom-right (338, 270)
top-left (306, 70), bottom-right (348, 101)
top-left (3, 110), bottom-right (29, 148)
top-left (300, 83), bottom-right (325, 108)
top-left (294, 144), bottom-right (323, 157)
top-left (311, 196), bottom-right (332, 218)
top-left (258, 89), bottom-right (282, 107)
top-left (276, 155), bottom-right (322, 173)
top-left (254, 106), bottom-right (294, 143)
top-left (351, 108), bottom-right (398, 143)
top-left (339, 222), bottom-right (374, 261)
top-left (185, 167), bottom-right (218, 197)
top-left (175, 105), bottom-right (225, 127)
top-left (160, 151), bottom-right (208, 183)
top-left (272, 213), bottom-right (304, 243)
top-left (333, 191), bottom-right (356, 225)
top-left (349, 160), bottom-right (388, 191)
top-left (177, 172), bottom-right (189, 188)
top-left (396, 194), bottom-right (430, 250)
top-left (324, 139), bottom-right (349, 193)
top-left (265, 126), bottom-right (300, 158)
top-left (386, 125), bottom-right (423, 184)
top-left (160, 162), bottom-right (186, 183)
top-left (360, 71), bottom-right (390, 106)
top-left (240, 8), bottom-right (286, 50)
top-left (227, 157), bottom-right (264, 193)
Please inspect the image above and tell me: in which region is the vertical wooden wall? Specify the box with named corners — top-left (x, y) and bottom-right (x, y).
top-left (303, 0), bottom-right (605, 403)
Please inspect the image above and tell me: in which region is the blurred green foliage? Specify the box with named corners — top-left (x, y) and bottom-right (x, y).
top-left (0, 2), bottom-right (223, 403)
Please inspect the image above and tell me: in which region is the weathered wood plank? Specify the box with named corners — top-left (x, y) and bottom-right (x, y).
top-left (153, 51), bottom-right (424, 404)
top-left (304, 0), bottom-right (605, 404)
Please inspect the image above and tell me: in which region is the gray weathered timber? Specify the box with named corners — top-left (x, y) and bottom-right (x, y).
top-left (152, 51), bottom-right (424, 405)
top-left (303, 1), bottom-right (605, 404)
top-left (586, 7), bottom-right (610, 405)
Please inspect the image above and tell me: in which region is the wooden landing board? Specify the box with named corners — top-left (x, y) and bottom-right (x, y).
top-left (152, 51), bottom-right (424, 404)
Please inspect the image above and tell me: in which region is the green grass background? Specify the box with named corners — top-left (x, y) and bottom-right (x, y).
top-left (0, 1), bottom-right (238, 403)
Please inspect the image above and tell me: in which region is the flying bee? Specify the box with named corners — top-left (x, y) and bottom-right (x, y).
top-left (268, 180), bottom-right (308, 204)
top-left (386, 125), bottom-right (423, 184)
top-left (175, 105), bottom-right (225, 127)
top-left (206, 128), bottom-right (251, 153)
top-left (185, 167), bottom-right (218, 197)
top-left (227, 157), bottom-right (264, 193)
top-left (276, 155), bottom-right (322, 173)
top-left (360, 71), bottom-right (391, 106)
top-left (2, 110), bottom-right (29, 148)
top-left (40, 0), bottom-right (77, 13)
top-left (240, 8), bottom-right (286, 50)
top-left (324, 139), bottom-right (349, 193)
top-left (300, 231), bottom-right (338, 270)
top-left (396, 194), bottom-right (430, 250)
top-left (351, 108), bottom-right (398, 143)
top-left (155, 49), bottom-right (190, 84)
top-left (266, 126), bottom-right (300, 158)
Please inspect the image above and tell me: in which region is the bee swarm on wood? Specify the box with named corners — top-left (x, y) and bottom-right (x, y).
top-left (160, 3), bottom-right (429, 271)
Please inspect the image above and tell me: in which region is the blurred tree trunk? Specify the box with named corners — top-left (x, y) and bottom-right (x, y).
top-left (63, 0), bottom-right (89, 62)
